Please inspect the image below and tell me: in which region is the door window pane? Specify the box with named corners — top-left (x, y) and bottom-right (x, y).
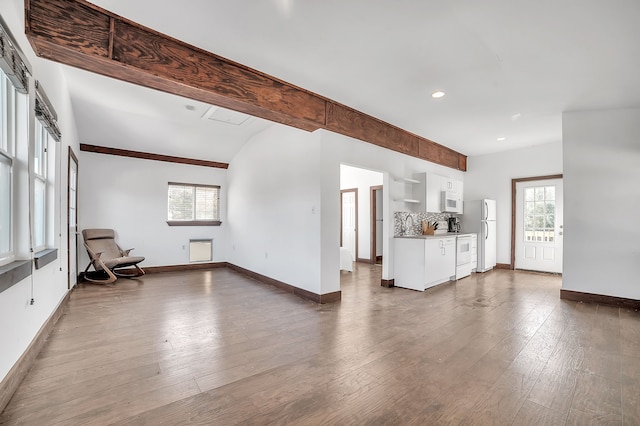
top-left (523, 185), bottom-right (556, 243)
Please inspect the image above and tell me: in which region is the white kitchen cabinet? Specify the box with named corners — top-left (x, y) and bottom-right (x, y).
top-left (412, 172), bottom-right (442, 213)
top-left (394, 237), bottom-right (456, 291)
top-left (441, 177), bottom-right (457, 192)
top-left (394, 238), bottom-right (427, 291)
top-left (411, 172), bottom-right (463, 213)
top-left (425, 237), bottom-right (456, 288)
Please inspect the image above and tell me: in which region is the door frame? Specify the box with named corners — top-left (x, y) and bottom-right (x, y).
top-left (510, 174), bottom-right (563, 270)
top-left (370, 185), bottom-right (383, 264)
top-left (67, 147), bottom-right (79, 289)
top-left (340, 188), bottom-right (358, 260)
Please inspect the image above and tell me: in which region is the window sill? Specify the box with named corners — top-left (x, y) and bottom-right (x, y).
top-left (34, 248), bottom-right (58, 270)
top-left (166, 221), bottom-right (222, 227)
top-left (0, 260), bottom-right (32, 294)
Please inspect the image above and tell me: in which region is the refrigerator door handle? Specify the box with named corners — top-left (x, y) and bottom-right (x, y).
top-left (484, 201), bottom-right (488, 220)
top-left (485, 222), bottom-right (488, 240)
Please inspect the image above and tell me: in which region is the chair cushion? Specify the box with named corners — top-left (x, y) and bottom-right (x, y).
top-left (83, 229), bottom-right (115, 240)
top-left (101, 256), bottom-right (145, 270)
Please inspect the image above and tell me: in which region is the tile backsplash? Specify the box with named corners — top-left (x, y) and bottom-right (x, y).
top-left (394, 211), bottom-right (454, 236)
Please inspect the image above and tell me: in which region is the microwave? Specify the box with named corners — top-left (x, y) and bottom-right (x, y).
top-left (441, 190), bottom-right (462, 213)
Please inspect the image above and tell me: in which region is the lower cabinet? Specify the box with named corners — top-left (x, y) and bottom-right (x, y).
top-left (394, 237), bottom-right (456, 291)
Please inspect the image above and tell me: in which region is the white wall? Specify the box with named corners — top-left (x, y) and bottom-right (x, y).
top-left (340, 164), bottom-right (383, 261)
top-left (0, 0), bottom-right (81, 382)
top-left (228, 126), bottom-right (458, 297)
top-left (226, 125), bottom-right (323, 294)
top-left (563, 108), bottom-right (640, 300)
top-left (78, 152), bottom-right (228, 267)
top-left (464, 142), bottom-right (563, 264)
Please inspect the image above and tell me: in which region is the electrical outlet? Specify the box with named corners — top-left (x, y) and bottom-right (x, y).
top-left (182, 245), bottom-right (186, 250)
top-left (265, 251), bottom-right (268, 259)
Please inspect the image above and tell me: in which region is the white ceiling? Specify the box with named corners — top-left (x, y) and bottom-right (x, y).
top-left (66, 0), bottom-right (640, 162)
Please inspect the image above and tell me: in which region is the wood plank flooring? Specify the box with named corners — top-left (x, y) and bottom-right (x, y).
top-left (1, 264), bottom-right (639, 425)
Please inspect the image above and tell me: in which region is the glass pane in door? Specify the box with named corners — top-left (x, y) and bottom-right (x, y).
top-left (523, 185), bottom-right (555, 242)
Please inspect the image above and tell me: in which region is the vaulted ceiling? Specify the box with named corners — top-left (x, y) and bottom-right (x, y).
top-left (26, 0), bottom-right (640, 164)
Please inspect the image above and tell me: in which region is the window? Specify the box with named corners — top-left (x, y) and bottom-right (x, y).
top-left (167, 183), bottom-right (221, 226)
top-left (32, 81), bottom-right (60, 253)
top-left (523, 186), bottom-right (555, 243)
top-left (33, 120), bottom-right (49, 250)
top-left (0, 70), bottom-right (15, 265)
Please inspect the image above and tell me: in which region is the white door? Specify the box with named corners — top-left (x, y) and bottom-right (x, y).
top-left (341, 190), bottom-right (357, 261)
top-left (515, 178), bottom-right (563, 273)
top-left (68, 150), bottom-right (78, 289)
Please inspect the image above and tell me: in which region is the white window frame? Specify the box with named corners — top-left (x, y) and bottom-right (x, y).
top-left (0, 70), bottom-right (16, 266)
top-left (167, 182), bottom-right (221, 226)
top-left (32, 120), bottom-right (50, 252)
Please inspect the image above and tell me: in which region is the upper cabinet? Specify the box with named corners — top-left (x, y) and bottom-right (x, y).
top-left (412, 172), bottom-right (464, 213)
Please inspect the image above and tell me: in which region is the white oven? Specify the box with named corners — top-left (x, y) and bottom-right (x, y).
top-left (455, 235), bottom-right (472, 280)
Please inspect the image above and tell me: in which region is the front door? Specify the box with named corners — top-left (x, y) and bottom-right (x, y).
top-left (515, 178), bottom-right (563, 273)
top-left (340, 189), bottom-right (357, 262)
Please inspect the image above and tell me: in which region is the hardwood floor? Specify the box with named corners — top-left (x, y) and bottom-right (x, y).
top-left (1, 264), bottom-right (639, 425)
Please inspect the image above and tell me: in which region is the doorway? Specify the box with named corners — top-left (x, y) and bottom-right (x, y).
top-left (370, 185), bottom-right (383, 264)
top-left (67, 147), bottom-right (79, 289)
top-left (512, 175), bottom-right (563, 273)
top-left (340, 188), bottom-right (358, 262)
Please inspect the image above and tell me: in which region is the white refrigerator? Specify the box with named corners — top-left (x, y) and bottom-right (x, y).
top-left (462, 199), bottom-right (497, 272)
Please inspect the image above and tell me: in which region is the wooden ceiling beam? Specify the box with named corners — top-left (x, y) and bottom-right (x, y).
top-left (25, 0), bottom-right (467, 171)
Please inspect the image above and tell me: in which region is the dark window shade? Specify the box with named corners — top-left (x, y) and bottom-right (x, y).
top-left (35, 81), bottom-right (61, 142)
top-left (0, 20), bottom-right (29, 94)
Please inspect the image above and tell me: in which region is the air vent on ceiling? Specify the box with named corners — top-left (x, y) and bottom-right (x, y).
top-left (202, 106), bottom-right (250, 125)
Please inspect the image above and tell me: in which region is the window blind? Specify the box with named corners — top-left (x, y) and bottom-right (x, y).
top-left (0, 17), bottom-right (30, 94)
top-left (34, 81), bottom-right (61, 142)
top-left (168, 183), bottom-right (220, 222)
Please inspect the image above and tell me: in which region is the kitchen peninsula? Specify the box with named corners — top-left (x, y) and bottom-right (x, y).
top-left (394, 232), bottom-right (476, 291)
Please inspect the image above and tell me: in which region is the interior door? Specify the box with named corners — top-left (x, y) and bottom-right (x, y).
top-left (515, 178), bottom-right (563, 273)
top-left (340, 189), bottom-right (357, 262)
top-left (370, 185), bottom-right (383, 264)
top-left (67, 148), bottom-right (78, 289)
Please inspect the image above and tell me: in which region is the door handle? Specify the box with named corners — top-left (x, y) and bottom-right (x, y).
top-left (485, 222), bottom-right (488, 240)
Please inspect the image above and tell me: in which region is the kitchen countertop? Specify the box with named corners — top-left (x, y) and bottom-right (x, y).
top-left (395, 232), bottom-right (476, 239)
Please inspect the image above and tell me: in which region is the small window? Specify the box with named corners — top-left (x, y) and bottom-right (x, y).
top-left (167, 182), bottom-right (221, 226)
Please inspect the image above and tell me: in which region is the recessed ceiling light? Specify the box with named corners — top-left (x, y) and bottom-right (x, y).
top-left (497, 137), bottom-right (506, 141)
top-left (431, 91), bottom-right (445, 99)
top-left (511, 113), bottom-right (521, 121)
top-left (185, 105), bottom-right (196, 111)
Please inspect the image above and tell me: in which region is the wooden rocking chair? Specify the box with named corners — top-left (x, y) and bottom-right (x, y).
top-left (82, 228), bottom-right (145, 284)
